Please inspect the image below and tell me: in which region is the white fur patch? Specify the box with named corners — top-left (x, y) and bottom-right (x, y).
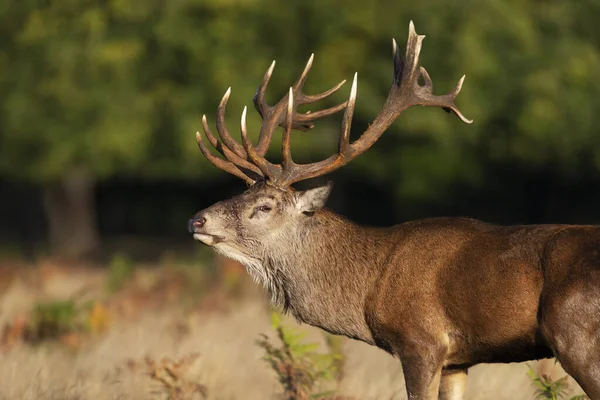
top-left (212, 243), bottom-right (277, 301)
top-left (193, 234), bottom-right (215, 245)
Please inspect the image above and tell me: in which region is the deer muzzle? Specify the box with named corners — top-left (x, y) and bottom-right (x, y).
top-left (188, 216), bottom-right (206, 233)
top-left (188, 213), bottom-right (225, 246)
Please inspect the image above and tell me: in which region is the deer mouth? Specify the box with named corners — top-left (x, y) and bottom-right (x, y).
top-left (193, 233), bottom-right (224, 246)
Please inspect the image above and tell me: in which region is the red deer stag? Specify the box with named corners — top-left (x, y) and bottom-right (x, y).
top-left (188, 22), bottom-right (599, 400)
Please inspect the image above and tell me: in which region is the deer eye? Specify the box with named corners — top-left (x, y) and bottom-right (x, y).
top-left (257, 205), bottom-right (272, 213)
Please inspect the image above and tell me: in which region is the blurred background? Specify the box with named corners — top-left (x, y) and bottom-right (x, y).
top-left (0, 0), bottom-right (598, 399)
top-left (1, 0), bottom-right (600, 260)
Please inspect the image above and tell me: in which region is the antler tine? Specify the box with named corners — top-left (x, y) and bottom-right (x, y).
top-left (339, 73), bottom-right (358, 155)
top-left (253, 60), bottom-right (276, 118)
top-left (392, 38), bottom-right (403, 87)
top-left (195, 132), bottom-right (255, 185)
top-left (419, 66), bottom-right (434, 90)
top-left (395, 21), bottom-right (425, 89)
top-left (216, 88), bottom-right (248, 158)
top-left (442, 74), bottom-right (470, 122)
top-left (292, 100), bottom-right (348, 124)
top-left (292, 53), bottom-right (314, 93)
top-left (281, 88), bottom-right (294, 169)
top-left (301, 79), bottom-right (347, 103)
top-left (240, 107), bottom-right (281, 180)
top-left (201, 115), bottom-right (263, 178)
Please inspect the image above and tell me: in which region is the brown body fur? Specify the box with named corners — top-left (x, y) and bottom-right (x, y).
top-left (293, 212), bottom-right (600, 399)
top-left (282, 211), bottom-right (598, 365)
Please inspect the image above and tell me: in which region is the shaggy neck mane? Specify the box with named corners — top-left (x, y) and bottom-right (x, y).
top-left (263, 208), bottom-right (392, 342)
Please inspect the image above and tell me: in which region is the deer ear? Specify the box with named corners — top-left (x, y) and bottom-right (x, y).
top-left (295, 181), bottom-right (334, 214)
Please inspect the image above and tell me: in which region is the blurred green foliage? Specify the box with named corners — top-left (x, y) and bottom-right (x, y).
top-left (0, 0), bottom-right (599, 202)
top-left (527, 364), bottom-right (588, 400)
top-left (257, 312), bottom-right (345, 399)
top-left (106, 251), bottom-right (135, 292)
top-left (31, 299), bottom-right (79, 340)
top-left (20, 298), bottom-right (110, 344)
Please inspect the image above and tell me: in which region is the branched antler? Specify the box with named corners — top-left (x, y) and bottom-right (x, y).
top-left (197, 21), bottom-right (472, 188)
top-left (197, 54), bottom-right (347, 185)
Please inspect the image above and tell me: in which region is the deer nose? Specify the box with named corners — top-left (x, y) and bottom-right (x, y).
top-left (188, 216), bottom-right (206, 233)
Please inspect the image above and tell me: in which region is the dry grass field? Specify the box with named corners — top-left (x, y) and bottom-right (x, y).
top-left (0, 253), bottom-right (586, 400)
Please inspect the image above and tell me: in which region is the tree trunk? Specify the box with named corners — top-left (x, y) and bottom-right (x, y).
top-left (43, 168), bottom-right (100, 260)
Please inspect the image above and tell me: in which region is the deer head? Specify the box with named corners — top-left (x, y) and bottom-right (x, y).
top-left (188, 21), bottom-right (471, 298)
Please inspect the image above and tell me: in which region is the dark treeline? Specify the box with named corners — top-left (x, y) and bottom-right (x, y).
top-left (0, 0), bottom-right (599, 259)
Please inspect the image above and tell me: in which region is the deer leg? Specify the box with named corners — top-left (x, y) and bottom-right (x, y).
top-left (540, 283), bottom-right (600, 398)
top-left (547, 330), bottom-right (600, 398)
top-left (557, 353), bottom-right (600, 398)
top-left (399, 348), bottom-right (446, 400)
top-left (438, 369), bottom-right (468, 400)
